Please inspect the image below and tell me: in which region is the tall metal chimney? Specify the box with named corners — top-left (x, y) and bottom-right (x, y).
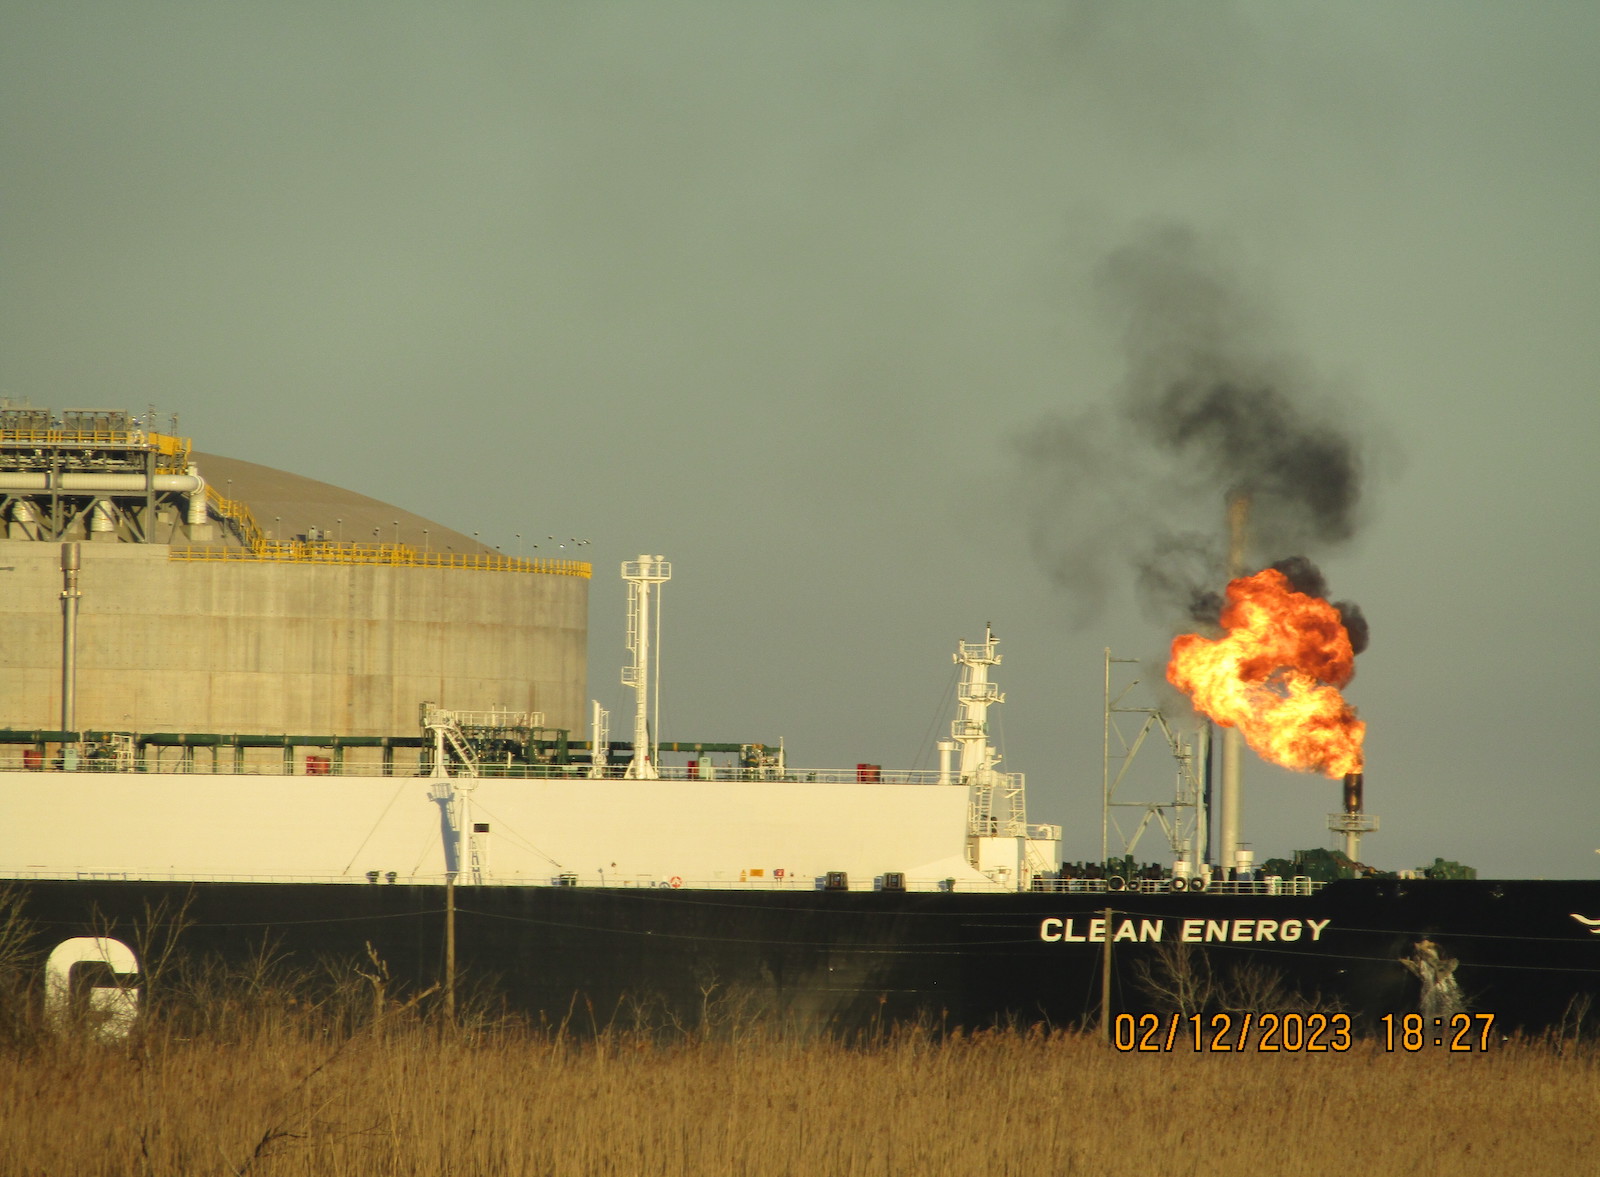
top-left (621, 555), bottom-right (671, 780)
top-left (1218, 492), bottom-right (1248, 876)
top-left (1343, 770), bottom-right (1363, 817)
top-left (1330, 770), bottom-right (1379, 863)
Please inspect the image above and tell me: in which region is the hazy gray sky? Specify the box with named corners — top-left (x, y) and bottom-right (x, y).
top-left (4, 3), bottom-right (1596, 877)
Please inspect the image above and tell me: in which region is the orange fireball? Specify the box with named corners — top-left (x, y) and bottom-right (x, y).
top-left (1168, 567), bottom-right (1365, 777)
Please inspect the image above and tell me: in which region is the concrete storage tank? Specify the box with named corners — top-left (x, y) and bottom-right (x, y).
top-left (0, 408), bottom-right (589, 773)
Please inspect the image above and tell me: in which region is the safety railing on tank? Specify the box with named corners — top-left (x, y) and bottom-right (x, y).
top-left (175, 486), bottom-right (591, 577)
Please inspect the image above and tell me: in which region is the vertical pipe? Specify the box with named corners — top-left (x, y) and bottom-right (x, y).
top-left (1220, 734), bottom-right (1241, 875)
top-left (1101, 647), bottom-right (1111, 864)
top-left (622, 556), bottom-right (669, 779)
top-left (60, 542), bottom-right (81, 742)
top-left (589, 700), bottom-right (609, 778)
top-left (185, 466), bottom-right (207, 525)
top-left (1195, 723), bottom-right (1212, 877)
top-left (1100, 905), bottom-right (1114, 1043)
top-left (634, 576), bottom-right (652, 773)
top-left (445, 875), bottom-right (456, 1022)
top-left (143, 444), bottom-right (155, 543)
top-left (652, 564), bottom-right (663, 770)
top-left (1342, 772), bottom-right (1364, 861)
top-left (49, 453), bottom-right (61, 540)
top-left (1219, 493), bottom-right (1249, 875)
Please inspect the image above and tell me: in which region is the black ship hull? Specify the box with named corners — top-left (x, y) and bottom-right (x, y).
top-left (15, 877), bottom-right (1600, 1037)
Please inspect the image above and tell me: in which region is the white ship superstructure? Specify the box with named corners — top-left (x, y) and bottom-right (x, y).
top-left (1, 556), bottom-right (1059, 894)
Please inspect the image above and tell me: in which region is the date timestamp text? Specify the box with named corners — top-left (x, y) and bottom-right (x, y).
top-left (1113, 1012), bottom-right (1352, 1052)
top-left (1111, 1011), bottom-right (1498, 1052)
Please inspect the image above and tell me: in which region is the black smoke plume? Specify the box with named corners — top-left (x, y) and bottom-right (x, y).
top-left (1178, 556), bottom-right (1367, 655)
top-left (1019, 223), bottom-right (1370, 649)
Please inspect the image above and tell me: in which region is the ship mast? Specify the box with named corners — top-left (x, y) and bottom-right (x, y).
top-left (622, 555), bottom-right (671, 779)
top-left (423, 706), bottom-right (483, 884)
top-left (588, 700), bottom-right (610, 778)
top-left (955, 626), bottom-right (1030, 877)
top-left (952, 625), bottom-right (1004, 784)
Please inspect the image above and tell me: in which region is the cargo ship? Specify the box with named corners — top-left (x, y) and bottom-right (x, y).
top-left (1, 413), bottom-right (1596, 1039)
top-left (7, 580), bottom-right (1600, 1041)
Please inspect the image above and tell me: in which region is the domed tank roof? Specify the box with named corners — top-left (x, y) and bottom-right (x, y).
top-left (192, 452), bottom-right (498, 556)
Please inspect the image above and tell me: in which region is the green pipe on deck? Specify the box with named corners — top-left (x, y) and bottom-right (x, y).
top-left (0, 729), bottom-right (771, 758)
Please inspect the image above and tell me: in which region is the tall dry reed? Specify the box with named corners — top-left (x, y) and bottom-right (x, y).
top-left (4, 1011), bottom-right (1597, 1176)
top-left (2, 896), bottom-right (1594, 1177)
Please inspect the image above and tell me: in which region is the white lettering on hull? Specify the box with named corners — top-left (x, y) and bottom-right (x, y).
top-left (45, 937), bottom-right (142, 1041)
top-left (1039, 917), bottom-right (1333, 945)
top-left (1039, 918), bottom-right (1165, 943)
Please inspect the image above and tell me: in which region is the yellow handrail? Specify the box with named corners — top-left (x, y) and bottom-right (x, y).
top-left (168, 546), bottom-right (591, 575)
top-left (0, 428), bottom-right (193, 472)
top-left (183, 486), bottom-right (590, 577)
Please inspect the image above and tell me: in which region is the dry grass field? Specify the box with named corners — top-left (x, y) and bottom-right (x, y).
top-left (3, 1010), bottom-right (1597, 1177)
top-left (1, 887), bottom-right (1594, 1177)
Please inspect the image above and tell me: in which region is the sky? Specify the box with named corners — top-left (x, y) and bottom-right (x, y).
top-left (3, 2), bottom-right (1596, 878)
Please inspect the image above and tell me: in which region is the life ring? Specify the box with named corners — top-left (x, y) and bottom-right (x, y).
top-left (1170, 877), bottom-right (1189, 893)
top-left (1107, 875), bottom-right (1126, 892)
top-left (668, 876), bottom-right (683, 889)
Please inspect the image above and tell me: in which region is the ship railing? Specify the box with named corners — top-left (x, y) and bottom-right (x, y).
top-left (448, 709), bottom-right (544, 731)
top-left (1, 869), bottom-right (966, 892)
top-left (0, 753), bottom-right (421, 777)
top-left (970, 817), bottom-right (1032, 838)
top-left (1033, 876), bottom-right (1325, 897)
top-left (548, 874), bottom-right (852, 890)
top-left (0, 753), bottom-right (980, 784)
top-left (659, 765), bottom-right (972, 786)
top-left (2, 869), bottom-right (462, 885)
top-left (3, 868), bottom-right (599, 886)
top-left (530, 874), bottom-right (992, 891)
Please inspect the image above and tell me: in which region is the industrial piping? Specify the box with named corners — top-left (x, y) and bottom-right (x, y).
top-left (1218, 492), bottom-right (1249, 877)
top-left (0, 470), bottom-right (208, 527)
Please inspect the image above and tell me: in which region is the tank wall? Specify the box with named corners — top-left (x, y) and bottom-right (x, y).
top-left (0, 541), bottom-right (587, 737)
